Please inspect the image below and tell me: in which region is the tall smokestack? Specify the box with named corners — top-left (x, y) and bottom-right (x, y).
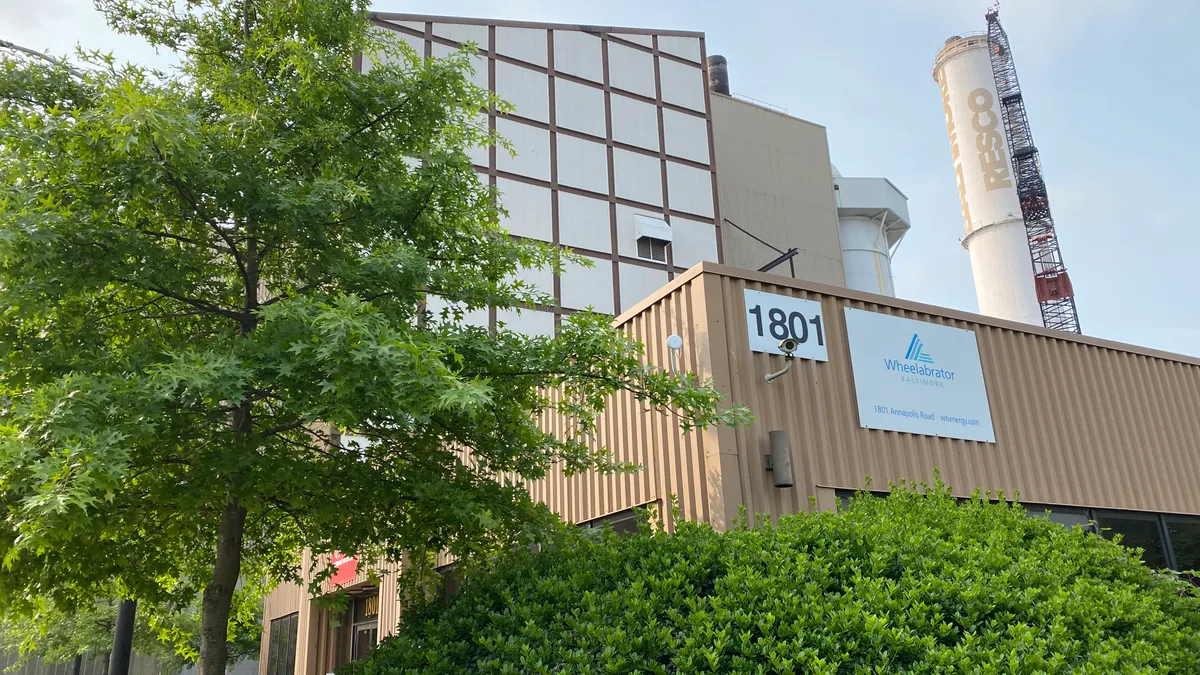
top-left (933, 34), bottom-right (1041, 326)
top-left (707, 54), bottom-right (729, 95)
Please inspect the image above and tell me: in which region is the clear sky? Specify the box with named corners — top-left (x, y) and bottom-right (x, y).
top-left (5, 0), bottom-right (1198, 356)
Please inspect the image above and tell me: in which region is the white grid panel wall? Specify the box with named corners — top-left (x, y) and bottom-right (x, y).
top-left (370, 16), bottom-right (723, 332)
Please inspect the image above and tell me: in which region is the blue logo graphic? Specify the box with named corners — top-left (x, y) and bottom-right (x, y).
top-left (905, 334), bottom-right (934, 364)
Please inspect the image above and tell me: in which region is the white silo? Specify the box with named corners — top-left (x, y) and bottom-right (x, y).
top-left (833, 167), bottom-right (911, 297)
top-left (933, 34), bottom-right (1041, 326)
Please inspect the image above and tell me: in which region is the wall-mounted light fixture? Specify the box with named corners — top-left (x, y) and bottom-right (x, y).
top-left (666, 334), bottom-right (684, 376)
top-left (764, 430), bottom-right (794, 488)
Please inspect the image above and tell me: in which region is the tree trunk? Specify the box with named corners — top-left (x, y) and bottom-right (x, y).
top-left (107, 600), bottom-right (137, 675)
top-left (198, 499), bottom-right (247, 675)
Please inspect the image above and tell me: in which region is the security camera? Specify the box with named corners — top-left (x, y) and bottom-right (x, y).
top-left (765, 338), bottom-right (799, 383)
top-left (778, 337), bottom-right (800, 356)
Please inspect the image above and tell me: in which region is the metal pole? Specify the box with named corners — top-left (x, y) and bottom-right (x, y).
top-left (108, 600), bottom-right (137, 675)
top-left (71, 654), bottom-right (82, 675)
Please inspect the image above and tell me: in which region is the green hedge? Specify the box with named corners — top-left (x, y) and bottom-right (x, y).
top-left (344, 483), bottom-right (1200, 673)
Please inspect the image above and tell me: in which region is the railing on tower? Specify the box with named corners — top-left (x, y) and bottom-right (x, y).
top-left (985, 8), bottom-right (1081, 333)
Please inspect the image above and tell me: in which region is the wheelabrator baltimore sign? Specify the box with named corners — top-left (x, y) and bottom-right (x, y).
top-left (844, 308), bottom-right (996, 443)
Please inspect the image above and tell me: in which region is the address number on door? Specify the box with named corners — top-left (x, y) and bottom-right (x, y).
top-left (744, 289), bottom-right (828, 361)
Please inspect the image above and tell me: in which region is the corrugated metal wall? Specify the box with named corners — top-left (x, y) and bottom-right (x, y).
top-left (261, 553), bottom-right (402, 675)
top-left (634, 265), bottom-right (1200, 525)
top-left (527, 278), bottom-right (730, 530)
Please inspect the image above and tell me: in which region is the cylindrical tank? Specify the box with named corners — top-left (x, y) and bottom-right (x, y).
top-left (707, 55), bottom-right (729, 95)
top-left (933, 34), bottom-right (1041, 325)
top-left (839, 216), bottom-right (895, 297)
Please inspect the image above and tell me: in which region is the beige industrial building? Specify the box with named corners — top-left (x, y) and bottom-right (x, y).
top-left (263, 261), bottom-right (1200, 675)
top-left (258, 13), bottom-right (1199, 675)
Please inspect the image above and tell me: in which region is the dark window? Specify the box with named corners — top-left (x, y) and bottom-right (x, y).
top-left (636, 236), bottom-right (668, 262)
top-left (580, 509), bottom-right (640, 534)
top-left (350, 593), bottom-right (379, 661)
top-left (1095, 511), bottom-right (1169, 569)
top-left (436, 563), bottom-right (462, 605)
top-left (1024, 504), bottom-right (1094, 531)
top-left (1165, 517), bottom-right (1200, 572)
top-left (835, 488), bottom-right (888, 511)
top-left (266, 613), bottom-right (298, 675)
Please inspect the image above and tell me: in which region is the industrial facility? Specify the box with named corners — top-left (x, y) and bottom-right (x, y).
top-left (260, 11), bottom-right (1198, 675)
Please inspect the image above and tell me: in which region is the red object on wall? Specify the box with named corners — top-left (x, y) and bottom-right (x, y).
top-left (1035, 271), bottom-right (1075, 303)
top-left (330, 552), bottom-right (358, 585)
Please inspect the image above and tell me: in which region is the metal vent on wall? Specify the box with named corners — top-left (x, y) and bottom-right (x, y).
top-left (637, 236), bottom-right (668, 262)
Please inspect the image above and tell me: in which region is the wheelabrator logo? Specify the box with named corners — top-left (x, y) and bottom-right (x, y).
top-left (885, 334), bottom-right (956, 385)
top-left (905, 334), bottom-right (935, 364)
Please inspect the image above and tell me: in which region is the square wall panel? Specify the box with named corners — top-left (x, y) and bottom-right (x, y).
top-left (617, 263), bottom-right (669, 314)
top-left (610, 94), bottom-right (659, 151)
top-left (662, 108), bottom-right (710, 164)
top-left (432, 22), bottom-right (489, 48)
top-left (552, 30), bottom-right (603, 83)
top-left (611, 32), bottom-right (653, 48)
top-left (431, 42), bottom-right (488, 90)
top-left (607, 42), bottom-right (656, 99)
top-left (666, 161), bottom-right (714, 218)
top-left (558, 192), bottom-right (612, 254)
top-left (496, 27), bottom-right (547, 67)
top-left (615, 203), bottom-right (667, 259)
top-left (508, 264), bottom-right (555, 297)
top-left (556, 134), bottom-right (609, 196)
top-left (379, 19), bottom-right (424, 33)
top-left (465, 112), bottom-right (490, 168)
top-left (496, 61), bottom-right (549, 123)
top-left (496, 118), bottom-right (551, 181)
top-left (667, 216), bottom-right (718, 268)
top-left (560, 257), bottom-right (615, 314)
top-left (426, 294), bottom-right (490, 330)
top-left (497, 178), bottom-right (553, 242)
top-left (613, 148), bottom-right (662, 207)
top-left (659, 58), bottom-right (706, 112)
top-left (554, 78), bottom-right (606, 138)
top-left (368, 26), bottom-right (424, 71)
top-left (657, 36), bottom-right (702, 63)
top-left (496, 308), bottom-right (556, 338)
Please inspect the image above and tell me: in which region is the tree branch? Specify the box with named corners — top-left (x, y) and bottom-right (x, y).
top-left (138, 228), bottom-right (216, 249)
top-left (149, 141), bottom-right (250, 286)
top-left (113, 276), bottom-right (246, 323)
top-left (0, 40), bottom-right (83, 77)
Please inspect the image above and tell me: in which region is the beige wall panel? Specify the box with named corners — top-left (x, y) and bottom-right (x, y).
top-left (710, 94), bottom-right (844, 285)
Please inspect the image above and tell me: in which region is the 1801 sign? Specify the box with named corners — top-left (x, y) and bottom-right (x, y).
top-left (743, 289), bottom-right (828, 361)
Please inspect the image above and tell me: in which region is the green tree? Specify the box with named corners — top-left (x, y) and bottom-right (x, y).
top-left (344, 481), bottom-right (1200, 674)
top-left (0, 2), bottom-right (748, 674)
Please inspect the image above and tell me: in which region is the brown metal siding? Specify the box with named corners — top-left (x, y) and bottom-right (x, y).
top-left (528, 279), bottom-right (722, 529)
top-left (682, 265), bottom-right (1200, 523)
top-left (260, 555), bottom-right (402, 675)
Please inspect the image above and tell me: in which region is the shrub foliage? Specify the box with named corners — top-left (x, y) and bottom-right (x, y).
top-left (345, 482), bottom-right (1200, 674)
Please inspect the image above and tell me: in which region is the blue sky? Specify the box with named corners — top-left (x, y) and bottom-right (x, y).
top-left (6, 0), bottom-right (1198, 355)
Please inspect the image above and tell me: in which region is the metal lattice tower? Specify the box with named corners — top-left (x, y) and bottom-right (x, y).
top-left (985, 8), bottom-right (1081, 333)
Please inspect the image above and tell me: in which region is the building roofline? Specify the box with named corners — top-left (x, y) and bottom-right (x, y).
top-left (709, 92), bottom-right (826, 130)
top-left (615, 262), bottom-right (1200, 368)
top-left (367, 12), bottom-right (706, 38)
